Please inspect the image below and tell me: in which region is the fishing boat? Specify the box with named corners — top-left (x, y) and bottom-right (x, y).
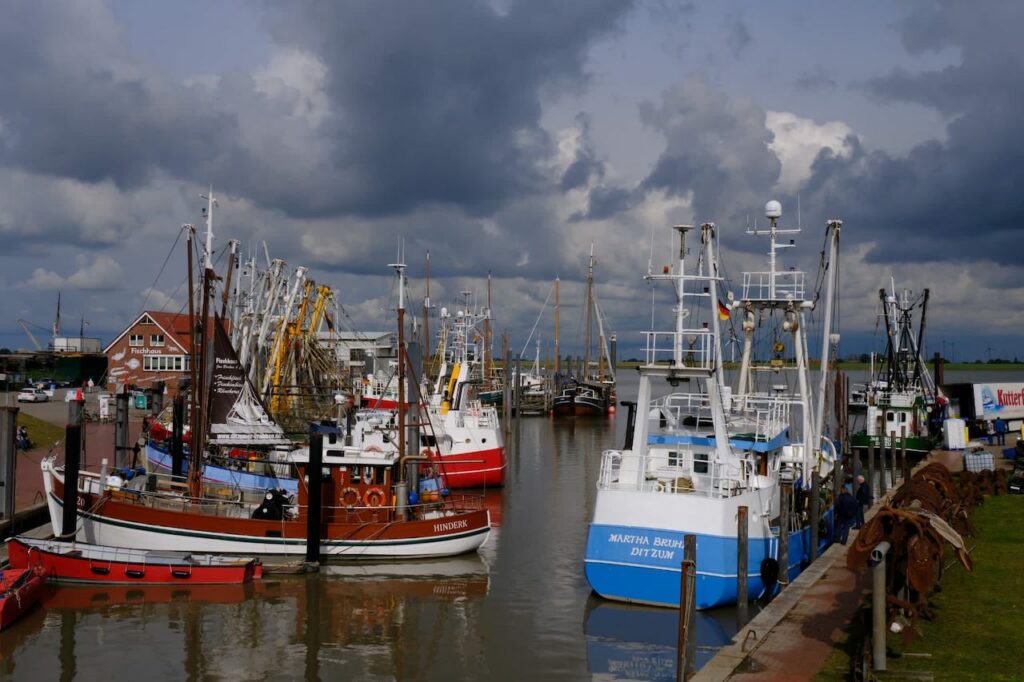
top-left (0, 567), bottom-right (44, 631)
top-left (422, 297), bottom-right (506, 488)
top-left (40, 260), bottom-right (491, 559)
top-left (552, 245), bottom-right (615, 418)
top-left (848, 283), bottom-right (943, 459)
top-left (584, 206), bottom-right (841, 609)
top-left (7, 537), bottom-right (262, 584)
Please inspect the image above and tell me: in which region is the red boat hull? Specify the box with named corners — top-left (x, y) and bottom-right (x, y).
top-left (433, 446), bottom-right (505, 488)
top-left (0, 568), bottom-right (44, 631)
top-left (7, 538), bottom-right (260, 585)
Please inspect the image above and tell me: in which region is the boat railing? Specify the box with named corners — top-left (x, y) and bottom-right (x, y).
top-left (641, 329), bottom-right (715, 369)
top-left (597, 448), bottom-right (749, 498)
top-left (730, 395), bottom-right (792, 441)
top-left (742, 270), bottom-right (805, 301)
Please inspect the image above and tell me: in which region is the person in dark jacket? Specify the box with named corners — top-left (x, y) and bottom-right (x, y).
top-left (854, 474), bottom-right (870, 528)
top-left (835, 485), bottom-right (858, 545)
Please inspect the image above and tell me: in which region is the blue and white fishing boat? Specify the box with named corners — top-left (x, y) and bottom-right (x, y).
top-left (584, 204), bottom-right (841, 609)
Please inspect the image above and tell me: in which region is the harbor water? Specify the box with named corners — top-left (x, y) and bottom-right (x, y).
top-left (4, 369), bottom-right (1022, 680)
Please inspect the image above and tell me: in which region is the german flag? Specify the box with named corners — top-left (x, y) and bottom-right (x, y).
top-left (717, 300), bottom-right (731, 321)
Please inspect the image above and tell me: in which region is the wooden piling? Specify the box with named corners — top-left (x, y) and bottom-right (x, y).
top-left (0, 407), bottom-right (17, 520)
top-left (810, 471), bottom-right (820, 562)
top-left (305, 431), bottom-right (323, 566)
top-left (867, 439), bottom-right (876, 503)
top-left (737, 506), bottom-right (749, 626)
top-left (62, 423), bottom-right (82, 538)
top-left (779, 479), bottom-right (791, 587)
top-left (901, 425), bottom-right (909, 482)
top-left (677, 535), bottom-right (697, 682)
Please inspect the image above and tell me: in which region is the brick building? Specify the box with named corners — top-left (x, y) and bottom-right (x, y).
top-left (104, 311), bottom-right (195, 393)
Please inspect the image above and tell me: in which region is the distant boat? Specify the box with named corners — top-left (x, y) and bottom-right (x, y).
top-left (553, 245), bottom-right (615, 418)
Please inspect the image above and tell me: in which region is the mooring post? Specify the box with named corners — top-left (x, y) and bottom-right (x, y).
top-left (879, 433), bottom-right (888, 497)
top-left (810, 471), bottom-right (821, 562)
top-left (871, 541), bottom-right (891, 671)
top-left (0, 406), bottom-right (17, 521)
top-left (171, 393), bottom-right (185, 479)
top-left (832, 455), bottom-right (842, 541)
top-left (677, 535), bottom-right (697, 682)
top-left (779, 477), bottom-right (791, 587)
top-left (737, 505), bottom-right (749, 627)
top-left (305, 429), bottom-right (324, 567)
top-left (62, 422), bottom-right (82, 538)
top-left (900, 425), bottom-right (909, 482)
top-left (151, 381), bottom-right (165, 416)
top-left (867, 439), bottom-right (876, 505)
top-left (115, 385), bottom-right (129, 469)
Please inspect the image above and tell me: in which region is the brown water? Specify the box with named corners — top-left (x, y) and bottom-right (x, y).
top-left (0, 373), bottom-right (745, 681)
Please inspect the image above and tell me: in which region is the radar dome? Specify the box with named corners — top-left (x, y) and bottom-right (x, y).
top-left (765, 200), bottom-right (782, 219)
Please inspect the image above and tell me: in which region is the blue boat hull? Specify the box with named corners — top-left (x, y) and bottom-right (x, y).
top-left (584, 517), bottom-right (831, 610)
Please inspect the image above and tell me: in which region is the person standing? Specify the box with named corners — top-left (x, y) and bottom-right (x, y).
top-left (835, 485), bottom-right (858, 545)
top-left (854, 474), bottom-right (870, 528)
top-left (986, 420), bottom-right (996, 445)
top-left (995, 417), bottom-right (1007, 446)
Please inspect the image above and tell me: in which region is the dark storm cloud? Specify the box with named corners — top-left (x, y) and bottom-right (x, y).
top-left (799, 0), bottom-right (1024, 265)
top-left (265, 0), bottom-right (633, 217)
top-left (637, 76), bottom-right (780, 224)
top-left (0, 3), bottom-right (234, 188)
top-left (0, 1), bottom-right (632, 225)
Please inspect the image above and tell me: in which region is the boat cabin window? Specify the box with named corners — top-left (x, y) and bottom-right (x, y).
top-left (887, 412), bottom-right (896, 423)
top-left (693, 452), bottom-right (709, 475)
top-left (668, 451), bottom-right (680, 468)
top-left (421, 434), bottom-right (437, 447)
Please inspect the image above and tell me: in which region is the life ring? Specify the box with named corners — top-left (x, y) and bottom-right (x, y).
top-left (364, 487), bottom-right (386, 508)
top-left (365, 444), bottom-right (383, 453)
top-left (340, 486), bottom-right (361, 507)
top-left (420, 448), bottom-right (437, 459)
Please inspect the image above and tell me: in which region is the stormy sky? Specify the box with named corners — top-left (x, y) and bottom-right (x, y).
top-left (0, 0), bottom-right (1020, 361)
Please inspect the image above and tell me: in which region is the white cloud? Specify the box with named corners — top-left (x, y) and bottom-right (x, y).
top-left (254, 48), bottom-right (330, 127)
top-left (766, 111), bottom-right (857, 193)
top-left (24, 256), bottom-right (123, 292)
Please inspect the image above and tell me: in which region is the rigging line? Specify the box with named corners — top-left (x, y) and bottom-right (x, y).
top-left (135, 226), bottom-right (186, 318)
top-left (518, 282), bottom-right (554, 358)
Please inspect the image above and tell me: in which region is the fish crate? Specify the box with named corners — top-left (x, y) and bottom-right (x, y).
top-left (964, 449), bottom-right (994, 472)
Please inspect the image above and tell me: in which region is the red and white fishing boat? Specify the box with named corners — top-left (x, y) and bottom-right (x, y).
top-left (7, 537), bottom-right (263, 585)
top-left (421, 302), bottom-right (506, 488)
top-left (0, 567), bottom-right (44, 631)
top-left (41, 442), bottom-right (490, 558)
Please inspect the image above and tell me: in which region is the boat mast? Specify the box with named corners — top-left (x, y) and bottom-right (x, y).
top-left (189, 187), bottom-right (218, 499)
top-left (185, 223), bottom-right (197, 481)
top-left (554, 276), bottom-right (560, 376)
top-left (390, 248), bottom-right (407, 470)
top-left (423, 251), bottom-right (431, 373)
top-left (584, 245), bottom-right (594, 377)
top-left (703, 223), bottom-right (727, 397)
top-left (813, 220), bottom-right (842, 457)
top-left (484, 272), bottom-right (492, 383)
top-left (220, 239), bottom-right (239, 320)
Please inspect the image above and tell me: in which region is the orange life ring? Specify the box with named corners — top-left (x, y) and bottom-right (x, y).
top-left (364, 486), bottom-right (386, 508)
top-left (340, 486), bottom-right (361, 507)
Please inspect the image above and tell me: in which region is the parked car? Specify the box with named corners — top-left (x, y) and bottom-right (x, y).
top-left (17, 388), bottom-right (49, 403)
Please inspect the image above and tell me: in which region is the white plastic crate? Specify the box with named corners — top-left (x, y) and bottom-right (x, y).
top-left (964, 449), bottom-right (994, 472)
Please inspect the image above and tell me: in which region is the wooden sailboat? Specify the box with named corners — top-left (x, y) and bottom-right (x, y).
top-left (553, 245), bottom-right (616, 417)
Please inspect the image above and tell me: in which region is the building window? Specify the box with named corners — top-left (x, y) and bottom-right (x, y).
top-left (151, 334), bottom-right (165, 347)
top-left (129, 334), bottom-right (143, 347)
top-left (143, 355), bottom-right (190, 372)
top-left (140, 315), bottom-right (154, 325)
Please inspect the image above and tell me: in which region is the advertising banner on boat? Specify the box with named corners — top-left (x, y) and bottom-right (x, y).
top-left (210, 317), bottom-right (248, 427)
top-left (973, 382), bottom-right (1024, 420)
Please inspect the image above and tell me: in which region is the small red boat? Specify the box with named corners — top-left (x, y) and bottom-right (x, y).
top-left (7, 537), bottom-right (262, 585)
top-left (0, 567), bottom-right (44, 631)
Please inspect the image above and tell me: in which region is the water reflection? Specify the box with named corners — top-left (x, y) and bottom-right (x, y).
top-left (583, 596), bottom-right (736, 681)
